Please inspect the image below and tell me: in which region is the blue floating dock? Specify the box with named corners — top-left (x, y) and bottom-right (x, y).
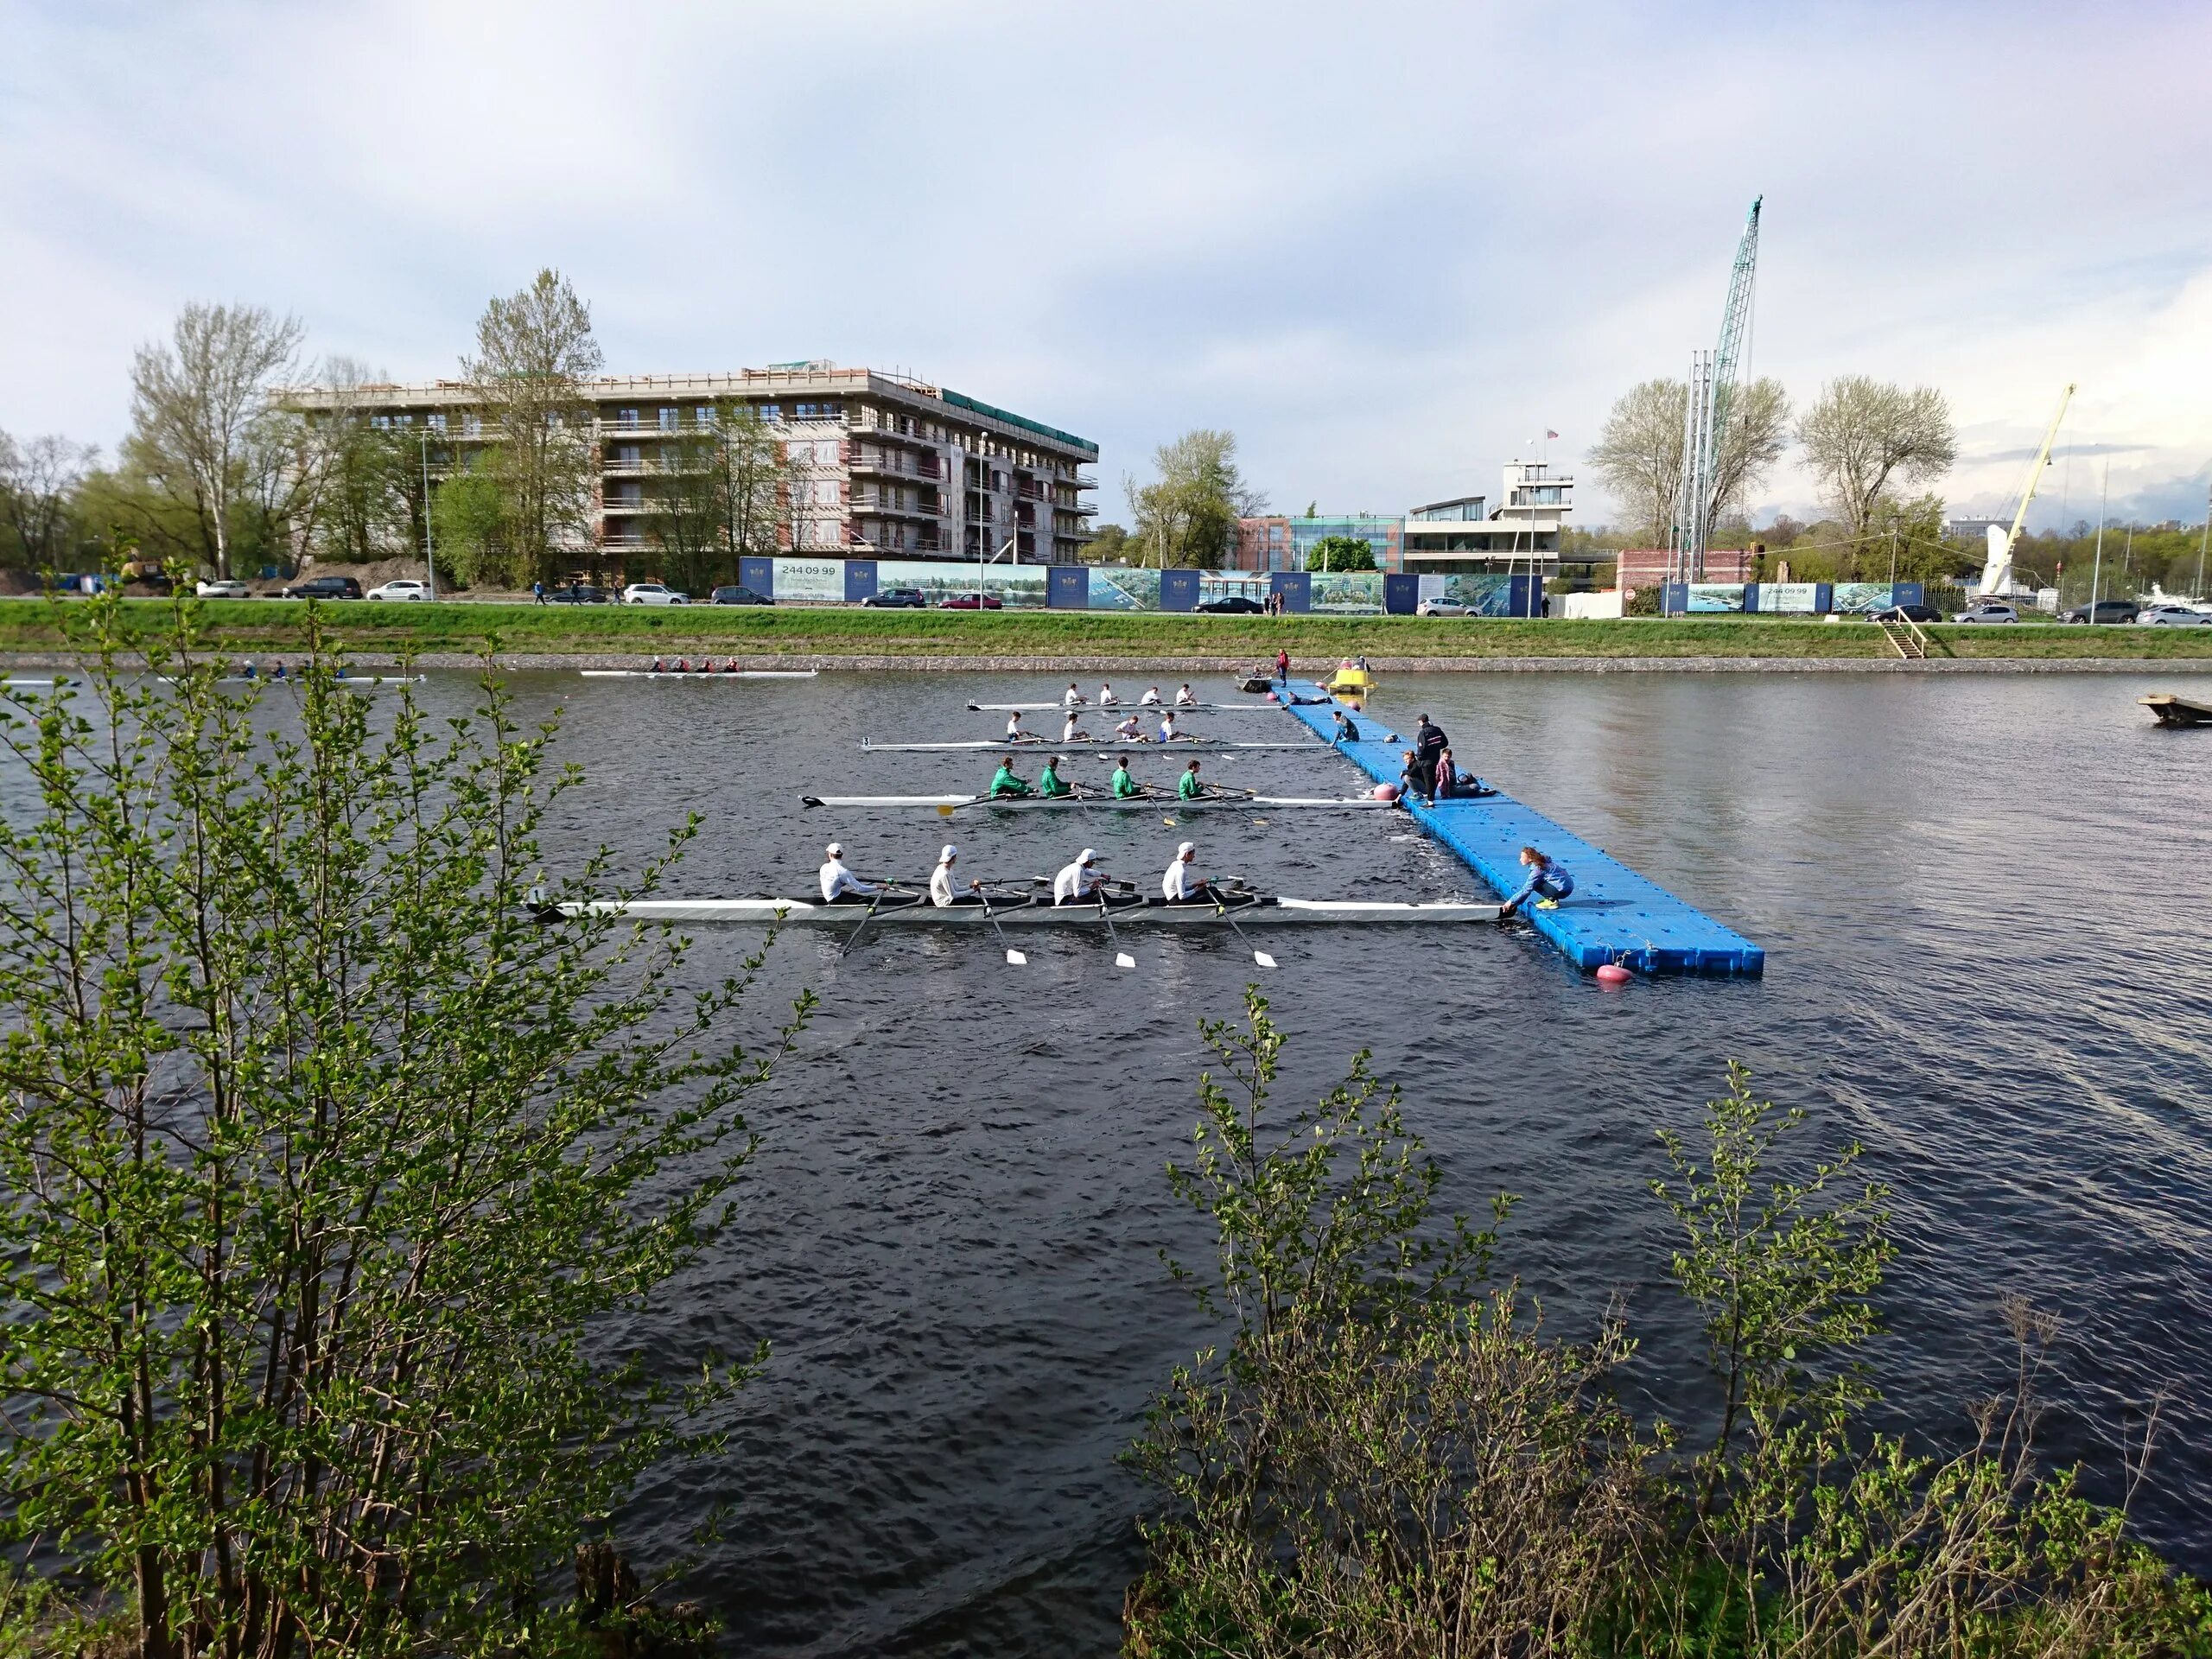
top-left (1279, 686), bottom-right (1764, 977)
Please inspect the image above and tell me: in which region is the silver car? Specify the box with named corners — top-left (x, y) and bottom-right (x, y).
top-left (2135, 604), bottom-right (2211, 626)
top-left (1951, 601), bottom-right (2019, 624)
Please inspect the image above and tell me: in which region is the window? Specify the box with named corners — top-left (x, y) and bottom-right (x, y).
top-left (696, 405), bottom-right (715, 424)
top-left (617, 408), bottom-right (639, 426)
top-left (371, 416), bottom-right (391, 430)
top-left (658, 408), bottom-right (677, 430)
top-left (815, 439), bottom-right (840, 464)
top-left (463, 414), bottom-right (483, 438)
top-left (760, 404), bottom-right (781, 421)
top-left (428, 412), bottom-right (447, 431)
top-left (795, 404), bottom-right (815, 419)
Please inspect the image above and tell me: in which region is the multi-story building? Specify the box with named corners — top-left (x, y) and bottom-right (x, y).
top-left (1233, 514), bottom-right (1404, 572)
top-left (1399, 462), bottom-right (1574, 575)
top-left (285, 362), bottom-right (1097, 564)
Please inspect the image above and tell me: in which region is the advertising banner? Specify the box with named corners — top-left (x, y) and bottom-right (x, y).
top-left (1270, 571), bottom-right (1311, 614)
top-left (1088, 567), bottom-right (1160, 612)
top-left (1686, 583), bottom-right (1747, 613)
top-left (1198, 572), bottom-right (1267, 607)
top-left (1047, 565), bottom-right (1089, 609)
top-left (1892, 582), bottom-right (1925, 608)
top-left (1160, 569), bottom-right (1199, 612)
top-left (772, 557), bottom-right (848, 604)
top-left (1661, 582), bottom-right (1688, 615)
top-left (1309, 571), bottom-right (1384, 613)
top-left (1751, 582), bottom-right (1820, 614)
top-left (1830, 582), bottom-right (1891, 615)
top-left (1383, 573), bottom-right (1420, 615)
top-left (873, 558), bottom-right (1050, 608)
top-left (843, 560), bottom-right (878, 604)
top-left (1421, 573), bottom-right (1529, 617)
top-left (739, 556), bottom-right (774, 597)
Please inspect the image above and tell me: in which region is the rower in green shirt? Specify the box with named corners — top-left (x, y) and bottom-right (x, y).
top-left (1178, 758), bottom-right (1208, 800)
top-left (1039, 756), bottom-right (1075, 798)
top-left (988, 754), bottom-right (1033, 798)
top-left (1110, 760), bottom-right (1142, 799)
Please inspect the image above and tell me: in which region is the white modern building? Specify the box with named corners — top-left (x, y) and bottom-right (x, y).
top-left (1398, 461), bottom-right (1573, 575)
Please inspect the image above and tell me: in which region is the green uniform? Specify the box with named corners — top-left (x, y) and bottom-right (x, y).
top-left (1178, 770), bottom-right (1205, 800)
top-left (1039, 764), bottom-right (1073, 798)
top-left (988, 764), bottom-right (1033, 798)
top-left (1111, 765), bottom-right (1140, 799)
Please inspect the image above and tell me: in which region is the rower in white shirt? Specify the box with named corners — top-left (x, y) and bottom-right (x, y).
top-left (1005, 712), bottom-right (1034, 743)
top-left (1062, 681), bottom-right (1086, 707)
top-left (1061, 711), bottom-right (1090, 744)
top-left (1174, 683), bottom-right (1198, 708)
top-left (1052, 848), bottom-right (1107, 906)
top-left (1098, 682), bottom-right (1120, 706)
top-left (1158, 710), bottom-right (1183, 743)
top-left (1161, 841), bottom-right (1224, 906)
top-left (1139, 685), bottom-right (1163, 705)
top-left (1113, 712), bottom-right (1145, 742)
top-left (819, 842), bottom-right (880, 905)
top-left (930, 843), bottom-right (982, 907)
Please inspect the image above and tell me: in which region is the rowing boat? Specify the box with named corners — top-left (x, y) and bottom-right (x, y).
top-left (862, 739), bottom-right (1319, 753)
top-left (536, 893), bottom-right (1500, 926)
top-left (580, 669), bottom-right (820, 679)
top-left (799, 792), bottom-right (1393, 812)
top-left (160, 674), bottom-right (427, 687)
top-left (969, 701), bottom-right (1283, 714)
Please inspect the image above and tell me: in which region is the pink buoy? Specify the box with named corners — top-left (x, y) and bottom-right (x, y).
top-left (1595, 963), bottom-right (1633, 988)
top-left (1373, 783), bottom-right (1400, 802)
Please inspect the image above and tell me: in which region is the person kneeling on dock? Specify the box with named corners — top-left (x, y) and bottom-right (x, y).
top-left (1498, 845), bottom-right (1574, 918)
top-left (1332, 709), bottom-right (1360, 744)
top-left (988, 755), bottom-right (1033, 798)
top-left (931, 843), bottom-right (983, 906)
top-left (1163, 841), bottom-right (1228, 906)
top-left (820, 842), bottom-right (880, 905)
top-left (1038, 756), bottom-right (1077, 798)
top-left (1053, 849), bottom-right (1108, 906)
top-left (1111, 760), bottom-right (1143, 799)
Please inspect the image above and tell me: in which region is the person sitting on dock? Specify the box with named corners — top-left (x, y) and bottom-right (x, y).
top-left (1178, 759), bottom-right (1209, 800)
top-left (1060, 711), bottom-right (1091, 744)
top-left (1113, 712), bottom-right (1145, 743)
top-left (988, 755), bottom-right (1033, 798)
top-left (1111, 759), bottom-right (1144, 799)
top-left (1053, 849), bottom-right (1107, 906)
top-left (1175, 683), bottom-right (1199, 708)
top-left (1163, 841), bottom-right (1226, 906)
top-left (1038, 756), bottom-right (1076, 798)
top-left (1063, 681), bottom-right (1087, 706)
top-left (1498, 845), bottom-right (1575, 918)
top-left (930, 843), bottom-right (983, 907)
top-left (1139, 685), bottom-right (1163, 705)
top-left (1397, 748), bottom-right (1431, 804)
top-left (1432, 746), bottom-right (1473, 799)
top-left (819, 842), bottom-right (880, 906)
top-left (1332, 709), bottom-right (1361, 744)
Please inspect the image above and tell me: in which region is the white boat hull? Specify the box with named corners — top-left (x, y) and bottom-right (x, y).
top-left (800, 792), bottom-right (1390, 812)
top-left (580, 669), bottom-right (820, 679)
top-left (864, 739), bottom-right (1319, 753)
top-left (541, 894), bottom-right (1500, 926)
top-left (969, 702), bottom-right (1285, 715)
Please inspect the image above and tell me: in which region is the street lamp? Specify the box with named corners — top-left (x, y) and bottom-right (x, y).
top-left (419, 428), bottom-right (439, 601)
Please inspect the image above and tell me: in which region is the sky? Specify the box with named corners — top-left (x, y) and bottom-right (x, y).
top-left (3, 0), bottom-right (2209, 532)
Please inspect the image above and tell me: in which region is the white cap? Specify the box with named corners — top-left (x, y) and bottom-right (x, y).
top-left (826, 842), bottom-right (842, 857)
top-left (1078, 849), bottom-right (1096, 863)
top-left (939, 843), bottom-right (957, 861)
top-left (1178, 841), bottom-right (1196, 855)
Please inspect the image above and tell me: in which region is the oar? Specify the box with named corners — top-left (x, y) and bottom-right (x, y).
top-left (978, 887), bottom-right (1026, 965)
top-left (838, 886), bottom-right (899, 957)
top-left (1097, 891), bottom-right (1136, 969)
top-left (1215, 889), bottom-right (1277, 969)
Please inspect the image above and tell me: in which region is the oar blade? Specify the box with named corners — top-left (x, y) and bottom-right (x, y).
top-left (1253, 949), bottom-right (1279, 969)
top-left (1115, 950), bottom-right (1136, 969)
top-left (1006, 946), bottom-right (1028, 966)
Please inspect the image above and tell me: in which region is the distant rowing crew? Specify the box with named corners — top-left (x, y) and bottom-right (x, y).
top-left (1004, 706), bottom-right (1208, 745)
top-left (582, 662), bottom-right (819, 678)
top-left (983, 753), bottom-right (1263, 805)
top-left (822, 839), bottom-right (1236, 909)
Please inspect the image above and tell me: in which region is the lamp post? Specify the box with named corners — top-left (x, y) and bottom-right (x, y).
top-left (419, 428), bottom-right (438, 601)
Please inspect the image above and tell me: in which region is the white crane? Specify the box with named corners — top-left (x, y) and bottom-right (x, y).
top-left (1978, 385), bottom-right (2075, 597)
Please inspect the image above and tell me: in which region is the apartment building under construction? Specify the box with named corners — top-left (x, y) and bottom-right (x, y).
top-left (286, 361), bottom-right (1098, 563)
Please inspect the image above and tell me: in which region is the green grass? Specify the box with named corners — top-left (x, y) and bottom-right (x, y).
top-left (5, 598), bottom-right (2212, 661)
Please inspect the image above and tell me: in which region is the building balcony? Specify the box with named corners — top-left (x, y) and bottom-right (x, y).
top-left (852, 497), bottom-right (945, 520)
top-left (847, 451), bottom-right (940, 480)
top-left (601, 498), bottom-right (653, 515)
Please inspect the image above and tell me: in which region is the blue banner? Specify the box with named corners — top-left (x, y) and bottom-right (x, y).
top-left (1047, 565), bottom-right (1088, 609)
top-left (1661, 582), bottom-right (1689, 616)
top-left (1383, 573), bottom-right (1420, 615)
top-left (1814, 582), bottom-right (1833, 614)
top-left (739, 556), bottom-right (773, 597)
top-left (1270, 571), bottom-right (1311, 613)
top-left (843, 560), bottom-right (878, 603)
top-left (1892, 582), bottom-right (1924, 608)
top-left (1160, 569), bottom-right (1199, 612)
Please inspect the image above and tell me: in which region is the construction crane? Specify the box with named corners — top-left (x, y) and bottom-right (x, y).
top-left (1671, 196), bottom-right (1763, 584)
top-left (1977, 385), bottom-right (2075, 597)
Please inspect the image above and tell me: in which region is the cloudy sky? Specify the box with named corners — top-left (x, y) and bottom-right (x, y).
top-left (3, 0), bottom-right (2209, 530)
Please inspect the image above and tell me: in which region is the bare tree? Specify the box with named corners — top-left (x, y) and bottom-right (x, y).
top-left (127, 302), bottom-right (305, 578)
top-left (1797, 377), bottom-right (1956, 543)
top-left (0, 429), bottom-right (99, 569)
top-left (1590, 377), bottom-right (1791, 549)
top-left (461, 270), bottom-right (604, 587)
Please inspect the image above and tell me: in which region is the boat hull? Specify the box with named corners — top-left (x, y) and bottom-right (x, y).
top-left (581, 669), bottom-right (820, 679)
top-left (863, 739), bottom-right (1319, 753)
top-left (543, 894), bottom-right (1500, 926)
top-left (800, 792), bottom-right (1390, 812)
top-left (2139, 694), bottom-right (2212, 728)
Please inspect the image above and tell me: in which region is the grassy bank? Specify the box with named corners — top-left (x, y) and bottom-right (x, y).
top-left (6, 598), bottom-right (2212, 661)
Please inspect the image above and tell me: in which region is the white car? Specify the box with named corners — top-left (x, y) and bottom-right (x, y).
top-left (2135, 604), bottom-right (2211, 626)
top-left (1951, 601), bottom-right (2019, 624)
top-left (1415, 598), bottom-right (1471, 617)
top-left (195, 578), bottom-right (251, 600)
top-left (366, 579), bottom-right (429, 601)
top-left (622, 582), bottom-right (689, 606)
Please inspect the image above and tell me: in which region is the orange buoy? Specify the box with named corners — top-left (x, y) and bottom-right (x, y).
top-left (1595, 963), bottom-right (1632, 988)
top-left (1373, 783), bottom-right (1400, 802)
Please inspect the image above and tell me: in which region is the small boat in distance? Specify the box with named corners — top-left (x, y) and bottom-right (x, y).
top-left (2139, 693), bottom-right (2212, 728)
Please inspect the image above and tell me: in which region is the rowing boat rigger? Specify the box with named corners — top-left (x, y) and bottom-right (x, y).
top-left (862, 739), bottom-right (1320, 753)
top-left (799, 792), bottom-right (1394, 813)
top-left (536, 893), bottom-right (1501, 926)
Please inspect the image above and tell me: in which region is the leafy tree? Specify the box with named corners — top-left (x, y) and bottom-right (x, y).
top-left (1798, 376), bottom-right (1956, 547)
top-left (1306, 535), bottom-right (1376, 572)
top-left (302, 361), bottom-right (416, 568)
top-left (1860, 491), bottom-right (1968, 582)
top-left (0, 593), bottom-right (809, 1656)
top-left (0, 429), bottom-right (99, 570)
top-left (428, 461), bottom-right (508, 589)
top-left (1589, 376), bottom-right (1790, 548)
top-left (1080, 522), bottom-right (1130, 564)
top-left (1126, 429), bottom-right (1262, 568)
top-left (461, 269), bottom-right (603, 588)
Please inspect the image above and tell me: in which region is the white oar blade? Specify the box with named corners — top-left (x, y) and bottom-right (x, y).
top-left (1252, 950), bottom-right (1279, 969)
top-left (1116, 950), bottom-right (1136, 969)
top-left (1006, 947), bottom-right (1027, 965)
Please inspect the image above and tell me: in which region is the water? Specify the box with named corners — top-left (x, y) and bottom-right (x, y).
top-left (29, 666), bottom-right (2212, 1653)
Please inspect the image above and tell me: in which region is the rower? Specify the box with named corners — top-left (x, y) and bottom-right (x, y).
top-left (931, 843), bottom-right (982, 907)
top-left (1059, 710), bottom-right (1090, 744)
top-left (1098, 681), bottom-right (1120, 706)
top-left (1053, 848), bottom-right (1107, 906)
top-left (1332, 709), bottom-right (1360, 744)
top-left (270, 661), bottom-right (289, 682)
top-left (1005, 712), bottom-right (1035, 743)
top-left (1110, 759), bottom-right (1142, 798)
top-left (676, 657), bottom-right (691, 674)
top-left (1499, 845), bottom-right (1574, 918)
top-left (650, 657), bottom-right (665, 674)
top-left (725, 657), bottom-right (741, 673)
top-left (819, 842), bottom-right (880, 905)
top-left (1038, 755), bottom-right (1075, 798)
top-left (1179, 758), bottom-right (1214, 801)
top-left (988, 754), bottom-right (1034, 798)
top-left (1174, 683), bottom-right (1198, 708)
top-left (1113, 712), bottom-right (1144, 743)
top-left (1162, 841), bottom-right (1225, 906)
top-left (241, 659), bottom-right (258, 680)
top-left (1158, 709), bottom-right (1182, 743)
top-left (1063, 681), bottom-right (1086, 707)
top-left (1139, 685), bottom-right (1163, 706)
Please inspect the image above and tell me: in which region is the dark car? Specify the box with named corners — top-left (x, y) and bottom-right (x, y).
top-left (709, 585), bottom-right (773, 606)
top-left (545, 584), bottom-right (611, 605)
top-left (1197, 595), bottom-right (1266, 614)
top-left (938, 592), bottom-right (1002, 610)
top-left (2062, 597), bottom-right (2142, 624)
top-left (1868, 603), bottom-right (1942, 624)
top-left (279, 575), bottom-right (363, 601)
top-left (862, 588), bottom-right (926, 608)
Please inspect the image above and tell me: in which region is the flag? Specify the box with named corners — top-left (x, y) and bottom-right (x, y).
top-left (1546, 429), bottom-right (1560, 440)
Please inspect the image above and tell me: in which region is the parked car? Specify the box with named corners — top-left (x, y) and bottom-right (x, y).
top-left (1197, 595), bottom-right (1267, 614)
top-left (622, 582), bottom-right (689, 606)
top-left (1867, 603), bottom-right (1942, 624)
top-left (1951, 601), bottom-right (2019, 624)
top-left (280, 575), bottom-right (363, 601)
top-left (861, 587), bottom-right (926, 608)
top-left (195, 578), bottom-right (251, 600)
top-left (545, 584), bottom-right (611, 605)
top-left (938, 591), bottom-right (1002, 610)
top-left (708, 584), bottom-right (773, 606)
top-left (365, 579), bottom-right (429, 601)
top-left (1416, 598), bottom-right (1471, 617)
top-left (2136, 603), bottom-right (2212, 626)
top-left (2061, 597), bottom-right (2145, 624)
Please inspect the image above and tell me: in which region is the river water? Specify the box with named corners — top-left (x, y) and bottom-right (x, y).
top-left (31, 664), bottom-right (2212, 1654)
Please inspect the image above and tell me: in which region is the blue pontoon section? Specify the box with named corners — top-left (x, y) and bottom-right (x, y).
top-left (1278, 686), bottom-right (1764, 976)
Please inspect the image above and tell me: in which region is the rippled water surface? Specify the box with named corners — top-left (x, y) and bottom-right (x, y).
top-left (41, 664), bottom-right (2212, 1656)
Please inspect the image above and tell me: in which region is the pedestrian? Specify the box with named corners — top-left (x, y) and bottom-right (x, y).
top-left (532, 579), bottom-right (545, 605)
top-left (1275, 647), bottom-right (1290, 685)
